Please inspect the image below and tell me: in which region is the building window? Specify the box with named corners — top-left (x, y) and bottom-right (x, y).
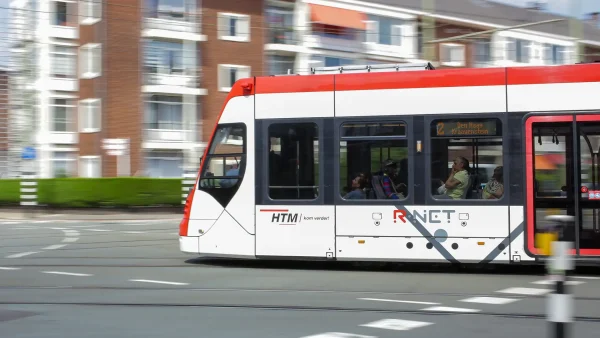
top-left (429, 118), bottom-right (503, 200)
top-left (440, 43), bottom-right (466, 67)
top-left (364, 15), bottom-right (405, 45)
top-left (51, 151), bottom-right (76, 177)
top-left (339, 122), bottom-right (408, 200)
top-left (268, 123), bottom-right (319, 200)
top-left (80, 43), bottom-right (102, 79)
top-left (310, 56), bottom-right (354, 68)
top-left (144, 40), bottom-right (184, 75)
top-left (266, 6), bottom-right (294, 44)
top-left (50, 45), bottom-right (76, 78)
top-left (144, 151), bottom-right (184, 178)
top-left (146, 0), bottom-right (194, 21)
top-left (217, 64), bottom-right (250, 92)
top-left (267, 55), bottom-right (295, 75)
top-left (50, 98), bottom-right (75, 132)
top-left (473, 39), bottom-right (491, 67)
top-left (52, 1), bottom-right (70, 26)
top-left (79, 98), bottom-right (101, 132)
top-left (80, 0), bottom-right (102, 25)
top-left (544, 44), bottom-right (566, 65)
top-left (145, 95), bottom-right (183, 130)
top-left (217, 13), bottom-right (250, 42)
top-left (79, 156), bottom-right (101, 178)
top-left (505, 38), bottom-right (531, 63)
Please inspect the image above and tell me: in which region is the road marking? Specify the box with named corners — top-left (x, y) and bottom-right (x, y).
top-left (49, 227), bottom-right (69, 230)
top-left (531, 280), bottom-right (585, 286)
top-left (0, 267), bottom-right (21, 270)
top-left (358, 297), bottom-right (440, 305)
top-left (62, 237), bottom-right (79, 243)
top-left (460, 296), bottom-right (519, 305)
top-left (361, 318), bottom-right (434, 331)
top-left (6, 251), bottom-right (39, 258)
top-left (301, 333), bottom-right (377, 338)
top-left (572, 276), bottom-right (600, 280)
top-left (10, 227), bottom-right (36, 230)
top-left (496, 287), bottom-right (551, 296)
top-left (42, 271), bottom-right (92, 277)
top-left (1, 221), bottom-right (20, 225)
top-left (43, 244), bottom-right (67, 250)
top-left (84, 229), bottom-right (112, 232)
top-left (129, 279), bottom-right (189, 286)
top-left (421, 306), bottom-right (480, 313)
top-left (123, 231), bottom-right (145, 234)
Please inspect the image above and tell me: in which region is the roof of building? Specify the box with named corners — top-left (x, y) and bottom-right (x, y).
top-left (365, 0), bottom-right (600, 42)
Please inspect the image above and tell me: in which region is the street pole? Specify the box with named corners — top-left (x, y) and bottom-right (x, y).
top-left (547, 241), bottom-right (574, 338)
top-left (421, 0), bottom-right (436, 63)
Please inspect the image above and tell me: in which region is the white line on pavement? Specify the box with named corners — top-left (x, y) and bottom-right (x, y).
top-left (5, 251), bottom-right (39, 258)
top-left (496, 287), bottom-right (551, 296)
top-left (0, 267), bottom-right (21, 270)
top-left (42, 271), bottom-right (92, 277)
top-left (421, 306), bottom-right (480, 313)
top-left (358, 297), bottom-right (440, 305)
top-left (62, 237), bottom-right (79, 243)
top-left (459, 296), bottom-right (519, 305)
top-left (83, 229), bottom-right (112, 232)
top-left (122, 231), bottom-right (145, 234)
top-left (531, 280), bottom-right (585, 286)
top-left (361, 318), bottom-right (434, 331)
top-left (571, 276), bottom-right (600, 280)
top-left (43, 244), bottom-right (67, 250)
top-left (129, 279), bottom-right (189, 286)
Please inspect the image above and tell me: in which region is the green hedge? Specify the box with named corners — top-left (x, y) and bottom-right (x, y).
top-left (0, 178), bottom-right (183, 207)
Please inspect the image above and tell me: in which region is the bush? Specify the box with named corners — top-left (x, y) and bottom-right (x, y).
top-left (0, 178), bottom-right (182, 208)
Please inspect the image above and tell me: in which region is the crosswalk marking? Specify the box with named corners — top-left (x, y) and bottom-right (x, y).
top-left (496, 287), bottom-right (551, 296)
top-left (300, 333), bottom-right (376, 338)
top-left (459, 296), bottom-right (519, 305)
top-left (421, 306), bottom-right (480, 313)
top-left (361, 318), bottom-right (434, 331)
top-left (358, 297), bottom-right (439, 305)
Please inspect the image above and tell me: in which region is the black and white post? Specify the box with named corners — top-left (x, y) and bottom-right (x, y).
top-left (547, 241), bottom-right (574, 338)
top-left (181, 168), bottom-right (196, 205)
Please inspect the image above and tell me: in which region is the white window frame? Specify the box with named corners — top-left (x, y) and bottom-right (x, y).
top-left (79, 98), bottom-right (101, 133)
top-left (80, 43), bottom-right (102, 79)
top-left (363, 20), bottom-right (379, 44)
top-left (80, 0), bottom-right (102, 25)
top-left (79, 155), bottom-right (102, 178)
top-left (50, 151), bottom-right (77, 178)
top-left (217, 64), bottom-right (251, 92)
top-left (440, 43), bottom-right (466, 67)
top-left (390, 24), bottom-right (403, 46)
top-left (217, 12), bottom-right (250, 42)
top-left (50, 98), bottom-right (76, 133)
top-left (50, 43), bottom-right (77, 78)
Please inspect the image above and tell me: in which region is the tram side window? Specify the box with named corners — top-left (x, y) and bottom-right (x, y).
top-left (430, 118), bottom-right (503, 200)
top-left (339, 121), bottom-right (408, 200)
top-left (198, 124), bottom-right (246, 205)
top-left (268, 123), bottom-right (319, 200)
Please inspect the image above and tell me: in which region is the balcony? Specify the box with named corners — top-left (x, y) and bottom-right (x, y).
top-left (49, 25), bottom-right (78, 40)
top-left (47, 77), bottom-right (78, 92)
top-left (143, 123), bottom-right (198, 149)
top-left (265, 28), bottom-right (307, 54)
top-left (48, 132), bottom-right (78, 145)
top-left (142, 12), bottom-right (206, 41)
top-left (49, 1), bottom-right (78, 39)
top-left (142, 68), bottom-right (206, 96)
top-left (304, 33), bottom-right (364, 54)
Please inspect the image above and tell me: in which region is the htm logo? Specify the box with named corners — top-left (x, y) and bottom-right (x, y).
top-left (271, 213), bottom-right (301, 224)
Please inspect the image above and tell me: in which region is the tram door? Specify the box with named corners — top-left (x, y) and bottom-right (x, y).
top-left (526, 114), bottom-right (600, 257)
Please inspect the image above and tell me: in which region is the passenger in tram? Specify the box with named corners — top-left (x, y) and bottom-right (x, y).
top-left (437, 156), bottom-right (470, 199)
top-left (482, 166), bottom-right (504, 199)
top-left (381, 159), bottom-right (406, 199)
top-left (219, 162), bottom-right (239, 188)
top-left (343, 175), bottom-right (366, 199)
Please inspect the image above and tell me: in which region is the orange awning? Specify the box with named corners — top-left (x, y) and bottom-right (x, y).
top-left (309, 4), bottom-right (367, 30)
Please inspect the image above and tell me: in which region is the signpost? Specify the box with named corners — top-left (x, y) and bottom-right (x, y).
top-left (102, 139), bottom-right (130, 176)
top-left (20, 146), bottom-right (37, 214)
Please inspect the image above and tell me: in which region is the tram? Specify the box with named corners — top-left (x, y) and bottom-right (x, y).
top-left (179, 61), bottom-right (600, 265)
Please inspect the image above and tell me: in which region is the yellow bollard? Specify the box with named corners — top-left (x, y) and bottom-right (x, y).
top-left (536, 232), bottom-right (559, 256)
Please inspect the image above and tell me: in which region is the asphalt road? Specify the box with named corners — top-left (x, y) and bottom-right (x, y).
top-left (1, 217), bottom-right (600, 338)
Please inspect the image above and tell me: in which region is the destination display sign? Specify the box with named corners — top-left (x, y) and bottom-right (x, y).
top-left (434, 120), bottom-right (498, 137)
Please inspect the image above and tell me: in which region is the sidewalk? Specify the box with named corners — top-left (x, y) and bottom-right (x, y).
top-left (0, 208), bottom-right (181, 221)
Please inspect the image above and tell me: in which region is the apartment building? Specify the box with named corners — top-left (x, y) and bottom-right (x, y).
top-left (0, 68), bottom-right (9, 177)
top-left (8, 0), bottom-right (265, 179)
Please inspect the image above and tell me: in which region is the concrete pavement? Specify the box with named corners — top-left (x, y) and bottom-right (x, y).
top-left (1, 219), bottom-right (600, 337)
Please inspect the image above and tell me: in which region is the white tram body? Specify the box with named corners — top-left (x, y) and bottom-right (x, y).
top-left (179, 62), bottom-right (600, 265)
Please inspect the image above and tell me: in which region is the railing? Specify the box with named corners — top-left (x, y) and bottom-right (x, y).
top-left (143, 123), bottom-right (197, 143)
top-left (143, 67), bottom-right (200, 88)
top-left (267, 27), bottom-right (298, 45)
top-left (143, 11), bottom-right (200, 34)
top-left (304, 34), bottom-right (365, 53)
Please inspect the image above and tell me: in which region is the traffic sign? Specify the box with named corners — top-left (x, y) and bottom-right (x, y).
top-left (21, 147), bottom-right (36, 160)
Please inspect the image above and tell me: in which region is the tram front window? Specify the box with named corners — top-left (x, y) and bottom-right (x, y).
top-left (198, 124), bottom-right (246, 207)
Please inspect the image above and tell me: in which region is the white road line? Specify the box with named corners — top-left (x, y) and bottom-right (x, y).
top-left (460, 296), bottom-right (519, 305)
top-left (1, 221), bottom-right (20, 225)
top-left (10, 227), bottom-right (37, 230)
top-left (0, 267), bottom-right (21, 270)
top-left (43, 244), bottom-right (67, 250)
top-left (531, 280), bottom-right (585, 286)
top-left (421, 306), bottom-right (480, 313)
top-left (49, 227), bottom-right (69, 230)
top-left (496, 287), bottom-right (551, 296)
top-left (42, 271), bottom-right (92, 277)
top-left (62, 237), bottom-right (79, 243)
top-left (70, 225), bottom-right (105, 228)
top-left (129, 279), bottom-right (189, 286)
top-left (83, 229), bottom-right (112, 232)
top-left (361, 318), bottom-right (434, 331)
top-left (572, 276), bottom-right (600, 280)
top-left (358, 297), bottom-right (440, 305)
top-left (123, 231), bottom-right (145, 234)
top-left (300, 333), bottom-right (376, 338)
top-left (6, 251), bottom-right (39, 258)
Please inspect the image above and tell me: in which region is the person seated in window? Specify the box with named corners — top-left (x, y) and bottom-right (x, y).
top-left (437, 156), bottom-right (470, 199)
top-left (482, 166), bottom-right (504, 199)
top-left (343, 175), bottom-right (366, 199)
top-left (220, 162), bottom-right (239, 188)
top-left (381, 159), bottom-right (406, 199)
